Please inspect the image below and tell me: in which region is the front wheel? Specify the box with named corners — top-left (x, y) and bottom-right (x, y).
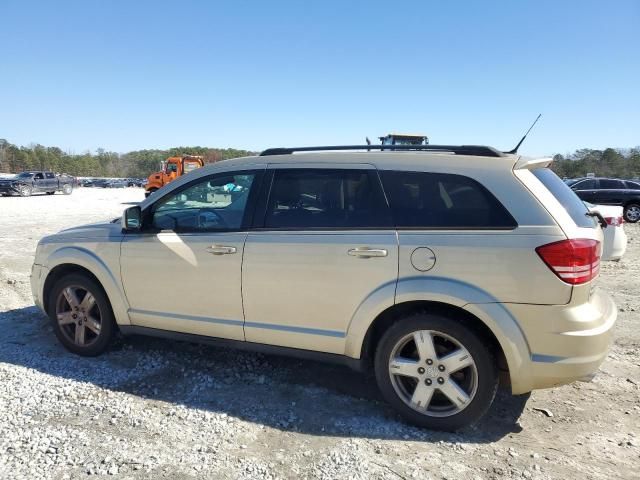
top-left (374, 312), bottom-right (498, 431)
top-left (18, 185), bottom-right (32, 197)
top-left (48, 273), bottom-right (115, 356)
top-left (623, 203), bottom-right (640, 223)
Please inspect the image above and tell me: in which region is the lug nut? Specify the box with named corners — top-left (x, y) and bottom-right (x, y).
top-left (438, 365), bottom-right (445, 372)
top-left (437, 377), bottom-right (445, 384)
top-left (418, 367), bottom-right (425, 374)
top-left (426, 359), bottom-right (433, 365)
top-left (425, 378), bottom-right (432, 386)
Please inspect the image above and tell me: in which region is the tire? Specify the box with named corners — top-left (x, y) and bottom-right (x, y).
top-left (62, 184), bottom-right (73, 195)
top-left (46, 191), bottom-right (55, 195)
top-left (374, 311), bottom-right (498, 431)
top-left (144, 188), bottom-right (157, 198)
top-left (18, 185), bottom-right (32, 197)
top-left (623, 203), bottom-right (640, 223)
top-left (47, 273), bottom-right (115, 356)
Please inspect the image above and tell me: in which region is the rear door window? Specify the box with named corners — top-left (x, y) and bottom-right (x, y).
top-left (263, 169), bottom-right (392, 229)
top-left (381, 171), bottom-right (516, 228)
top-left (599, 179), bottom-right (625, 189)
top-left (625, 181), bottom-right (640, 189)
top-left (532, 168), bottom-right (595, 228)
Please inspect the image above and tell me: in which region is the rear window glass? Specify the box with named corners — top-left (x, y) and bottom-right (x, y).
top-left (381, 171), bottom-right (516, 229)
top-left (532, 169), bottom-right (595, 228)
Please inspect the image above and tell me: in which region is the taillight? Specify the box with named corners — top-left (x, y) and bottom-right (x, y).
top-left (535, 239), bottom-right (601, 285)
top-left (605, 216), bottom-right (623, 227)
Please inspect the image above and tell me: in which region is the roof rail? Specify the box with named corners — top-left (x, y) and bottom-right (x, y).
top-left (259, 144), bottom-right (505, 157)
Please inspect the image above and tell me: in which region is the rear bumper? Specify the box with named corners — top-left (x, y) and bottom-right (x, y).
top-left (504, 288), bottom-right (616, 393)
top-left (602, 226), bottom-right (627, 261)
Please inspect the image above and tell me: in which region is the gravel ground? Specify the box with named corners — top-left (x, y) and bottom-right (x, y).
top-left (0, 188), bottom-right (638, 480)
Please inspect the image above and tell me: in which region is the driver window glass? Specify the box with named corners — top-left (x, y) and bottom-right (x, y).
top-left (573, 179), bottom-right (596, 190)
top-left (152, 173), bottom-right (256, 232)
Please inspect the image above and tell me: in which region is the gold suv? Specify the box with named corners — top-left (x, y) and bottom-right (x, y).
top-left (31, 144), bottom-right (617, 431)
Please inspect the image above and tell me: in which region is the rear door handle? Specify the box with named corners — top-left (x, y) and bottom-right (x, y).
top-left (348, 247), bottom-right (388, 258)
top-left (206, 245), bottom-right (237, 255)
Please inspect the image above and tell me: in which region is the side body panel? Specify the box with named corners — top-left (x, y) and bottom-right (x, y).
top-left (243, 231), bottom-right (398, 354)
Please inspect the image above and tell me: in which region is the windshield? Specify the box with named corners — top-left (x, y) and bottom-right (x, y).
top-left (17, 172), bottom-right (34, 178)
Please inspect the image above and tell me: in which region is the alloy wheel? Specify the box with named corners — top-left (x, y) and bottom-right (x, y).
top-left (55, 285), bottom-right (102, 347)
top-left (388, 330), bottom-right (478, 417)
top-left (626, 205), bottom-right (640, 222)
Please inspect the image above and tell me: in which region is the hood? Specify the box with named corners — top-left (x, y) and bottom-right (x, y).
top-left (51, 220), bottom-right (123, 241)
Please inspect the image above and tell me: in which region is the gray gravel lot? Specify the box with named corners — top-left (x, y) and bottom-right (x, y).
top-left (0, 189), bottom-right (638, 479)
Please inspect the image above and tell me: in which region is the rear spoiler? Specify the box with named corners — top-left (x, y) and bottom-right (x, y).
top-left (514, 156), bottom-right (553, 170)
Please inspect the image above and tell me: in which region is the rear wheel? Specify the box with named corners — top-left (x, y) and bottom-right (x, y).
top-left (46, 191), bottom-right (55, 195)
top-left (48, 273), bottom-right (115, 356)
top-left (374, 312), bottom-right (498, 431)
top-left (144, 187), bottom-right (158, 198)
top-left (62, 184), bottom-right (73, 195)
top-left (623, 203), bottom-right (640, 223)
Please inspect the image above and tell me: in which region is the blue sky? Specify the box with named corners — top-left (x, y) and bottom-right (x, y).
top-left (1, 0), bottom-right (638, 156)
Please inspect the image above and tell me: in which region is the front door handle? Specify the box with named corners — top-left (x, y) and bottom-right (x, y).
top-left (206, 245), bottom-right (237, 255)
top-left (348, 247), bottom-right (388, 258)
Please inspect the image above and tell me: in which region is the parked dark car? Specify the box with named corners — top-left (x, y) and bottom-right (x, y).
top-left (107, 180), bottom-right (127, 188)
top-left (91, 179), bottom-right (110, 188)
top-left (567, 177), bottom-right (640, 223)
top-left (0, 171), bottom-right (74, 197)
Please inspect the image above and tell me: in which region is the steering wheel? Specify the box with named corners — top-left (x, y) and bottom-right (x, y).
top-left (198, 208), bottom-right (227, 229)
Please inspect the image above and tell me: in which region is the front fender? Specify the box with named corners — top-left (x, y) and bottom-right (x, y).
top-left (44, 246), bottom-right (130, 326)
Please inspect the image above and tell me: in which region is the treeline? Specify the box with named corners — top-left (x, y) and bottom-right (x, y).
top-left (550, 148), bottom-right (640, 179)
top-left (0, 139), bottom-right (255, 178)
top-left (1, 139), bottom-right (639, 180)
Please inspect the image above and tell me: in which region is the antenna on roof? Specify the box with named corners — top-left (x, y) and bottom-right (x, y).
top-left (506, 114), bottom-right (542, 154)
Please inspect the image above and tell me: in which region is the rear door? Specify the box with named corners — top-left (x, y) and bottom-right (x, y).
top-left (596, 179), bottom-right (626, 205)
top-left (242, 165), bottom-right (398, 354)
top-left (44, 172), bottom-right (57, 191)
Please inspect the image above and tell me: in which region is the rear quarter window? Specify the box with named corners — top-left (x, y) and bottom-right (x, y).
top-left (381, 171), bottom-right (516, 229)
top-left (532, 168), bottom-right (595, 228)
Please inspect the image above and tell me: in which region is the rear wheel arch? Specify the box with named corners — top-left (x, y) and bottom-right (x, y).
top-left (360, 301), bottom-right (509, 380)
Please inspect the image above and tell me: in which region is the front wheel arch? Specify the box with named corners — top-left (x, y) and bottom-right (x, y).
top-left (43, 264), bottom-right (111, 319)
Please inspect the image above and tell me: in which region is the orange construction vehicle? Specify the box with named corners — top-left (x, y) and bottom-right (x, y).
top-left (144, 155), bottom-right (204, 197)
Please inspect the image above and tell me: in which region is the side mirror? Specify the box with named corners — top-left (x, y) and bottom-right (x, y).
top-left (122, 206), bottom-right (142, 232)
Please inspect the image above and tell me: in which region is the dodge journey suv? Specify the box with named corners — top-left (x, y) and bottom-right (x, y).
top-left (31, 144), bottom-right (616, 431)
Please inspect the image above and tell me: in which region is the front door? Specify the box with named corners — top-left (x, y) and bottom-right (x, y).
top-left (121, 169), bottom-right (263, 340)
top-left (242, 166), bottom-right (398, 354)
